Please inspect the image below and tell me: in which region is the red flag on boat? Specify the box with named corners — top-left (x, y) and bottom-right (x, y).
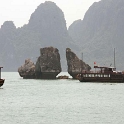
top-left (94, 62), bottom-right (96, 64)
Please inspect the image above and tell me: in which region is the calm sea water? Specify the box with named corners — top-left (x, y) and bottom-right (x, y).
top-left (0, 72), bottom-right (124, 124)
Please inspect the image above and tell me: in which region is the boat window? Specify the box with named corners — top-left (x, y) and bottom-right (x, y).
top-left (92, 74), bottom-right (94, 77)
top-left (98, 74), bottom-right (100, 77)
top-left (104, 74), bottom-right (108, 77)
top-left (108, 68), bottom-right (112, 71)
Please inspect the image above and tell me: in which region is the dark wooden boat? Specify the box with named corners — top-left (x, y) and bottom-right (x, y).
top-left (0, 67), bottom-right (4, 87)
top-left (77, 48), bottom-right (124, 83)
top-left (0, 79), bottom-right (4, 87)
top-left (77, 65), bottom-right (124, 83)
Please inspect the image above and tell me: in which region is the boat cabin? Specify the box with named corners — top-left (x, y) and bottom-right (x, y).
top-left (78, 65), bottom-right (124, 82)
top-left (80, 66), bottom-right (118, 78)
top-left (94, 66), bottom-right (116, 73)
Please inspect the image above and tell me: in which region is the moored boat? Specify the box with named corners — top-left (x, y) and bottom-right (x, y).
top-left (77, 65), bottom-right (124, 83)
top-left (0, 79), bottom-right (4, 87)
top-left (0, 67), bottom-right (4, 87)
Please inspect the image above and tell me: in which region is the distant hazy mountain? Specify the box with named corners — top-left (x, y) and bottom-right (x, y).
top-left (68, 0), bottom-right (124, 70)
top-left (0, 1), bottom-right (78, 71)
top-left (1, 0), bottom-right (124, 71)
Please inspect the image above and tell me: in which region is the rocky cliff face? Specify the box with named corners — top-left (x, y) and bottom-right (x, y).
top-left (66, 48), bottom-right (91, 79)
top-left (26, 1), bottom-right (78, 71)
top-left (68, 0), bottom-right (124, 70)
top-left (0, 1), bottom-right (77, 71)
top-left (35, 47), bottom-right (61, 79)
top-left (18, 59), bottom-right (35, 79)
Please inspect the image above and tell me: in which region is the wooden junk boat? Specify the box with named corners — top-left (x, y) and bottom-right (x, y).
top-left (77, 65), bottom-right (124, 83)
top-left (0, 67), bottom-right (4, 87)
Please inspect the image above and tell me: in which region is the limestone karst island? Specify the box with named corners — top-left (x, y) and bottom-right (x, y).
top-left (18, 47), bottom-right (91, 79)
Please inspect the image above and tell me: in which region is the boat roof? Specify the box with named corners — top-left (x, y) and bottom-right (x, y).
top-left (94, 66), bottom-right (116, 69)
top-left (108, 66), bottom-right (116, 68)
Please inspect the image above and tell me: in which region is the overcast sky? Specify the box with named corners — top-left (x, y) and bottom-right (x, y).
top-left (0, 0), bottom-right (100, 28)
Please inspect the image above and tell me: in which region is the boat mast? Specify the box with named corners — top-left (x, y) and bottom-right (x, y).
top-left (82, 52), bottom-right (83, 62)
top-left (114, 48), bottom-right (116, 68)
top-left (0, 67), bottom-right (3, 79)
top-left (0, 67), bottom-right (2, 79)
top-left (0, 67), bottom-right (1, 79)
top-left (81, 52), bottom-right (83, 72)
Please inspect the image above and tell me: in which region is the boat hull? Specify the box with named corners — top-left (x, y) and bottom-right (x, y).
top-left (78, 73), bottom-right (124, 83)
top-left (79, 78), bottom-right (124, 83)
top-left (0, 79), bottom-right (5, 87)
top-left (68, 72), bottom-right (81, 79)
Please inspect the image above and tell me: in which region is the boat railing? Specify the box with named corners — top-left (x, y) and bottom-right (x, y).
top-left (81, 70), bottom-right (121, 74)
top-left (81, 70), bottom-right (103, 74)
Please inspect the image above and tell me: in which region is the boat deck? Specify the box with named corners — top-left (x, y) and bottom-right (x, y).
top-left (78, 66), bottom-right (124, 83)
